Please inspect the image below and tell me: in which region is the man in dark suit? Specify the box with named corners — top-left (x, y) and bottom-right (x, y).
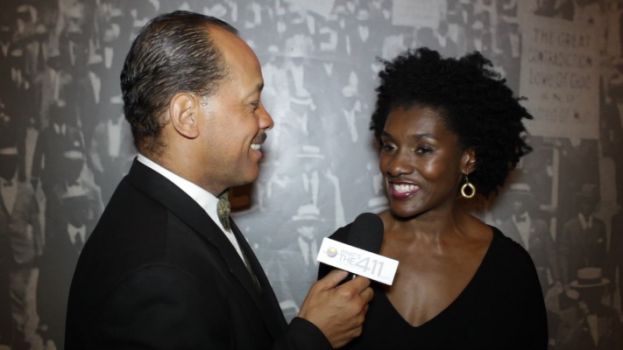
top-left (38, 183), bottom-right (96, 349)
top-left (559, 184), bottom-right (607, 288)
top-left (607, 206), bottom-right (622, 317)
top-left (498, 183), bottom-right (559, 289)
top-left (0, 147), bottom-right (16, 347)
top-left (0, 144), bottom-right (41, 350)
top-left (65, 11), bottom-right (372, 350)
top-left (556, 267), bottom-right (622, 350)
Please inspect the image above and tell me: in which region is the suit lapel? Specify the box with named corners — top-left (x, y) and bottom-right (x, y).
top-left (126, 160), bottom-right (285, 337)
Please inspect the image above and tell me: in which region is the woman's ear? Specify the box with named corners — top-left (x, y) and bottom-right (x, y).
top-left (169, 93), bottom-right (200, 139)
top-left (461, 148), bottom-right (476, 175)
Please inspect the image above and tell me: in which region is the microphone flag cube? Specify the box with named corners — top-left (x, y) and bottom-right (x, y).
top-left (317, 237), bottom-right (399, 285)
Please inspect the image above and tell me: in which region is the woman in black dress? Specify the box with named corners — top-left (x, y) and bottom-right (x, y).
top-left (320, 48), bottom-right (547, 349)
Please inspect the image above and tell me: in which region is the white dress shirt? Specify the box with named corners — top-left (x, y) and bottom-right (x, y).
top-left (68, 223), bottom-right (86, 249)
top-left (512, 212), bottom-right (532, 250)
top-left (136, 154), bottom-right (248, 265)
top-left (0, 177), bottom-right (18, 215)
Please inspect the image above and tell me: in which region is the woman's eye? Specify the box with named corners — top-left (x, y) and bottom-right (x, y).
top-left (416, 146), bottom-right (433, 154)
top-left (380, 142), bottom-right (396, 152)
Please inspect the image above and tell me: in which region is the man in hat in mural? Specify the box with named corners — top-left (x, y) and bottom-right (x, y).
top-left (498, 182), bottom-right (562, 346)
top-left (558, 183), bottom-right (608, 289)
top-left (499, 182), bottom-right (559, 289)
top-left (556, 267), bottom-right (622, 350)
top-left (269, 204), bottom-right (324, 321)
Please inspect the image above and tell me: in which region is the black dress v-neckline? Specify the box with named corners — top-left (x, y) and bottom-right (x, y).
top-left (323, 225), bottom-right (548, 350)
top-left (376, 228), bottom-right (498, 330)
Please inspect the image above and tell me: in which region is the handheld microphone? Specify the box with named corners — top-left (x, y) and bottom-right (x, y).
top-left (345, 213), bottom-right (384, 279)
top-left (317, 213), bottom-right (399, 285)
top-left (347, 213), bottom-right (384, 253)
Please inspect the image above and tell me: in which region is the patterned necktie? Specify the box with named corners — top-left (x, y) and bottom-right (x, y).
top-left (217, 191), bottom-right (231, 231)
top-left (219, 192), bottom-right (260, 290)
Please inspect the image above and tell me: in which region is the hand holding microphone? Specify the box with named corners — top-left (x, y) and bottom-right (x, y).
top-left (299, 213), bottom-right (390, 348)
top-left (298, 213), bottom-right (398, 348)
top-left (298, 270), bottom-right (373, 348)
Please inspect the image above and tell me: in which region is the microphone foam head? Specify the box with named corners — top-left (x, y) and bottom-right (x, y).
top-left (347, 213), bottom-right (384, 253)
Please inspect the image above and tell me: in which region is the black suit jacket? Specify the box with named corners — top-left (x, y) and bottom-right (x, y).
top-left (65, 160), bottom-right (330, 350)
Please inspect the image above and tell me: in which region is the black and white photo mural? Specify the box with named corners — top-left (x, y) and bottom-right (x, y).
top-left (0, 0), bottom-right (622, 349)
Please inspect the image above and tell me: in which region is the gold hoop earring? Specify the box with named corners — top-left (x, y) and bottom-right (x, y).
top-left (460, 175), bottom-right (476, 199)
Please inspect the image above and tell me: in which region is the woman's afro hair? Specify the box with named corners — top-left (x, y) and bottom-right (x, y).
top-left (371, 48), bottom-right (533, 197)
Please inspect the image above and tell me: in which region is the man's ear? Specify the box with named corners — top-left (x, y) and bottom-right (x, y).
top-left (169, 93), bottom-right (200, 139)
top-left (461, 148), bottom-right (476, 175)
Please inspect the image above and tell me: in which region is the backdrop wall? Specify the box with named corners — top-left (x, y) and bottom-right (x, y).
top-left (0, 0), bottom-right (622, 349)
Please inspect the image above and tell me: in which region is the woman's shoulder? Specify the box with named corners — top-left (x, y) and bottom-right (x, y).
top-left (488, 225), bottom-right (538, 273)
top-left (490, 226), bottom-right (530, 255)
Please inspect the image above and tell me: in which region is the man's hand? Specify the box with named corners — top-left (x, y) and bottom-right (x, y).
top-left (298, 270), bottom-right (374, 348)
